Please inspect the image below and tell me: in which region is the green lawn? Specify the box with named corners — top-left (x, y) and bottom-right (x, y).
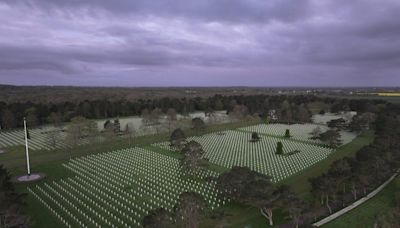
top-left (323, 176), bottom-right (400, 228)
top-left (0, 120), bottom-right (260, 170)
top-left (1, 125), bottom-right (376, 228)
top-left (281, 130), bottom-right (375, 198)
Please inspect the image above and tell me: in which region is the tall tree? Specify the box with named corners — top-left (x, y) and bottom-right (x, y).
top-left (142, 208), bottom-right (174, 228)
top-left (216, 167), bottom-right (284, 226)
top-left (180, 141), bottom-right (208, 174)
top-left (284, 129), bottom-right (291, 138)
top-left (192, 117), bottom-right (205, 133)
top-left (170, 128), bottom-right (186, 149)
top-left (48, 112), bottom-right (62, 127)
top-left (25, 107), bottom-right (39, 127)
top-left (1, 109), bottom-right (16, 129)
top-left (319, 129), bottom-right (342, 148)
top-left (309, 126), bottom-right (322, 139)
top-left (125, 122), bottom-right (135, 139)
top-left (250, 132), bottom-right (260, 142)
top-left (65, 116), bottom-right (98, 149)
top-left (166, 108), bottom-right (177, 133)
top-left (174, 192), bottom-right (206, 228)
top-left (276, 142), bottom-right (283, 155)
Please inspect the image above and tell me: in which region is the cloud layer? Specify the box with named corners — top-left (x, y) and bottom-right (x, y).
top-left (0, 0), bottom-right (399, 86)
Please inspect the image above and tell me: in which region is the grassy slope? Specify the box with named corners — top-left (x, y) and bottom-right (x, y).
top-left (323, 176), bottom-right (399, 228)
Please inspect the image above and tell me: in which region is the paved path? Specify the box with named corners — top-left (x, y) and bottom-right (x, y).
top-left (313, 170), bottom-right (400, 227)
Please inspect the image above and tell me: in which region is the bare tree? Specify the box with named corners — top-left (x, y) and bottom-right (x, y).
top-left (66, 117), bottom-right (98, 150)
top-left (1, 110), bottom-right (16, 129)
top-left (125, 122), bottom-right (136, 145)
top-left (47, 128), bottom-right (61, 148)
top-left (166, 108), bottom-right (177, 133)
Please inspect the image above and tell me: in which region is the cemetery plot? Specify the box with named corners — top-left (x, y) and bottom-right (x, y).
top-left (154, 130), bottom-right (334, 182)
top-left (0, 126), bottom-right (67, 150)
top-left (29, 147), bottom-right (223, 228)
top-left (239, 124), bottom-right (357, 145)
top-left (0, 126), bottom-right (99, 151)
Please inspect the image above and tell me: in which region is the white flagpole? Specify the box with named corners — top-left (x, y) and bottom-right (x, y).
top-left (24, 117), bottom-right (31, 176)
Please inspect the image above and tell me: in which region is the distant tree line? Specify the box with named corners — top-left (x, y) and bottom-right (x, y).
top-left (0, 94), bottom-right (386, 129)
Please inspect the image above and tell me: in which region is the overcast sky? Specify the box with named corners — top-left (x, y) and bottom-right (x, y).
top-left (0, 0), bottom-right (399, 87)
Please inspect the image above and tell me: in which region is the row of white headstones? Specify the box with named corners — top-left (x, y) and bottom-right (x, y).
top-left (154, 130), bottom-right (333, 182)
top-left (29, 147), bottom-right (225, 228)
top-left (0, 126), bottom-right (70, 150)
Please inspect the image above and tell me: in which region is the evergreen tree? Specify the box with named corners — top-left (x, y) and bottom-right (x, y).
top-left (276, 142), bottom-right (283, 155)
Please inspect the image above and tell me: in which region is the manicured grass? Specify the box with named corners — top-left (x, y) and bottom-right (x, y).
top-left (200, 203), bottom-right (288, 228)
top-left (0, 120), bottom-right (259, 169)
top-left (323, 176), bottom-right (400, 228)
top-left (236, 128), bottom-right (329, 148)
top-left (2, 123), bottom-right (374, 228)
top-left (201, 130), bottom-right (375, 227)
top-left (280, 130), bottom-right (375, 198)
top-left (12, 161), bottom-right (74, 228)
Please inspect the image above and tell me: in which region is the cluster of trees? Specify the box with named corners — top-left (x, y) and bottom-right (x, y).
top-left (141, 192), bottom-right (207, 228)
top-left (65, 117), bottom-right (99, 149)
top-left (0, 166), bottom-right (30, 227)
top-left (142, 129), bottom-right (210, 228)
top-left (0, 94), bottom-right (385, 130)
top-left (309, 110), bottom-right (400, 223)
top-left (216, 167), bottom-right (306, 227)
top-left (169, 128), bottom-right (209, 175)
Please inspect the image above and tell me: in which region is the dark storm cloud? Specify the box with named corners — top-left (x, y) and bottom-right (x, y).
top-left (0, 0), bottom-right (399, 86)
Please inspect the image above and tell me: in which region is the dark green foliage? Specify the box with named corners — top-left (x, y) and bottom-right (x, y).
top-left (3, 91), bottom-right (385, 130)
top-left (142, 208), bottom-right (174, 228)
top-left (250, 132), bottom-right (260, 142)
top-left (170, 128), bottom-right (186, 149)
top-left (0, 165), bottom-right (30, 227)
top-left (180, 141), bottom-right (208, 174)
top-left (284, 129), bottom-right (291, 138)
top-left (192, 117), bottom-right (205, 132)
top-left (216, 167), bottom-right (295, 226)
top-left (308, 110), bottom-right (400, 224)
top-left (327, 118), bottom-right (347, 129)
top-left (276, 142), bottom-right (283, 154)
top-left (319, 129), bottom-right (342, 148)
top-left (113, 119), bottom-right (120, 133)
top-left (348, 112), bottom-right (376, 132)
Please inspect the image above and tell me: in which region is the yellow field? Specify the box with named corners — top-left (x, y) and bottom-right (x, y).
top-left (377, 93), bottom-right (400, 97)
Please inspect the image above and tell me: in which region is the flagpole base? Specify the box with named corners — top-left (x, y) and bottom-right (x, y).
top-left (13, 173), bottom-right (46, 183)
